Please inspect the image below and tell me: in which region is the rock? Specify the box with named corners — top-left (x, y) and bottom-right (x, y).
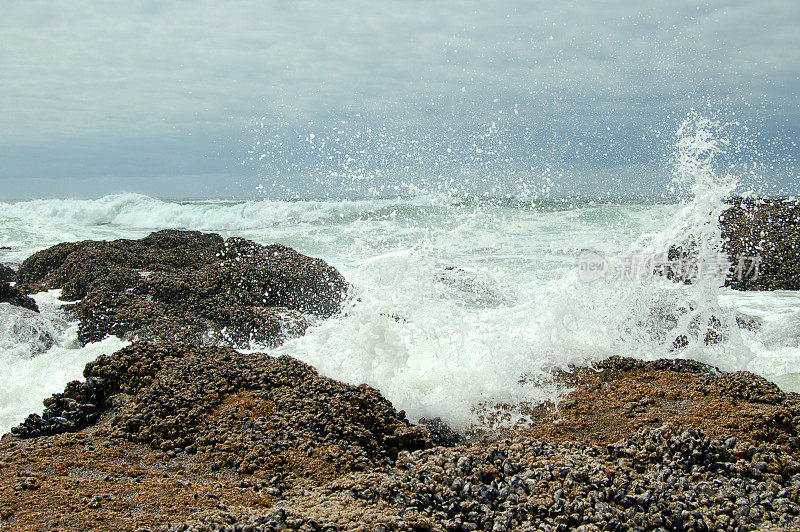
top-left (0, 304), bottom-right (66, 355)
top-left (418, 417), bottom-right (463, 447)
top-left (663, 240), bottom-right (698, 284)
top-left (14, 477), bottom-right (39, 491)
top-left (641, 305), bottom-right (729, 350)
top-left (0, 281), bottom-right (38, 312)
top-left (721, 197), bottom-right (800, 291)
top-left (481, 356), bottom-right (800, 453)
top-left (166, 424), bottom-right (800, 531)
top-left (660, 198), bottom-right (800, 291)
top-left (0, 264), bottom-right (14, 283)
top-left (735, 312), bottom-right (762, 331)
top-left (2, 342), bottom-right (439, 531)
top-left (11, 343), bottom-right (433, 468)
top-left (14, 230), bottom-right (347, 347)
top-left (5, 353), bottom-right (800, 530)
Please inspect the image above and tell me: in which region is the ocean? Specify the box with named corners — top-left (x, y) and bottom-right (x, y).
top-left (1, 117), bottom-right (799, 435)
top-left (2, 189), bottom-right (799, 435)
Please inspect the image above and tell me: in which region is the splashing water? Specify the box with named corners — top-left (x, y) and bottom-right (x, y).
top-left (534, 115), bottom-right (752, 372)
top-left (0, 114), bottom-right (791, 434)
top-left (0, 292), bottom-right (128, 432)
top-left (273, 114), bottom-right (754, 429)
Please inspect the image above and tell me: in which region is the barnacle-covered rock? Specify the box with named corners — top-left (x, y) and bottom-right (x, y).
top-left (11, 343), bottom-right (433, 478)
top-left (0, 281), bottom-right (38, 312)
top-left (14, 230), bottom-right (347, 347)
top-left (721, 197), bottom-right (800, 291)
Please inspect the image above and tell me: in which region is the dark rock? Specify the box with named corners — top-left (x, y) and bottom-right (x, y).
top-left (721, 197), bottom-right (800, 290)
top-left (0, 264), bottom-right (14, 283)
top-left (14, 230), bottom-right (347, 347)
top-left (7, 350), bottom-right (800, 530)
top-left (642, 305), bottom-right (728, 350)
top-left (14, 477), bottom-right (40, 491)
top-left (735, 312), bottom-right (761, 331)
top-left (663, 240), bottom-right (698, 284)
top-left (418, 417), bottom-right (463, 447)
top-left (659, 198), bottom-right (800, 291)
top-left (166, 424), bottom-right (800, 531)
top-left (0, 281), bottom-right (38, 312)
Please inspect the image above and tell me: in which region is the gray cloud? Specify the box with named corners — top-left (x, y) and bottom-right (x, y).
top-left (1, 0), bottom-right (798, 198)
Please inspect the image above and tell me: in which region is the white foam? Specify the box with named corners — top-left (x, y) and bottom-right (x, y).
top-left (0, 193), bottom-right (425, 232)
top-left (0, 291), bottom-right (128, 435)
top-left (271, 114), bottom-right (775, 430)
top-left (274, 247), bottom-right (562, 430)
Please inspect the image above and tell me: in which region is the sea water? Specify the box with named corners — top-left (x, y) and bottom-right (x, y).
top-left (1, 119), bottom-right (798, 433)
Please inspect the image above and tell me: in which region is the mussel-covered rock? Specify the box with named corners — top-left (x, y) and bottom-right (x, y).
top-left (5, 353), bottom-right (800, 530)
top-left (0, 281), bottom-right (38, 312)
top-left (721, 197), bottom-right (800, 291)
top-left (0, 264), bottom-right (14, 283)
top-left (14, 230), bottom-right (348, 347)
top-left (12, 343), bottom-right (433, 480)
top-left (661, 198), bottom-right (800, 290)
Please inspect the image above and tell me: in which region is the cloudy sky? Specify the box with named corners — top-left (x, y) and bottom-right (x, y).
top-left (1, 0), bottom-right (798, 199)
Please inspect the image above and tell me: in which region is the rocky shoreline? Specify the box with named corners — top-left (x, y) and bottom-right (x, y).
top-left (3, 351), bottom-right (800, 531)
top-left (2, 199), bottom-right (800, 531)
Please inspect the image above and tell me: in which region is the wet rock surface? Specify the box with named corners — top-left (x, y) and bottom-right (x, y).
top-left (661, 198), bottom-right (800, 290)
top-left (0, 304), bottom-right (66, 355)
top-left (721, 197), bottom-right (800, 291)
top-left (10, 343), bottom-right (432, 464)
top-left (4, 352), bottom-right (800, 531)
top-left (165, 357), bottom-right (800, 531)
top-left (419, 417), bottom-right (464, 448)
top-left (174, 425), bottom-right (800, 531)
top-left (491, 357), bottom-right (800, 452)
top-left (1, 343), bottom-right (432, 530)
top-left (0, 264), bottom-right (14, 283)
top-left (14, 230), bottom-right (347, 347)
top-left (0, 281), bottom-right (38, 312)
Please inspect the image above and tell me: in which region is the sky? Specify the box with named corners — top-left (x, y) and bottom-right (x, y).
top-left (1, 0), bottom-right (798, 199)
